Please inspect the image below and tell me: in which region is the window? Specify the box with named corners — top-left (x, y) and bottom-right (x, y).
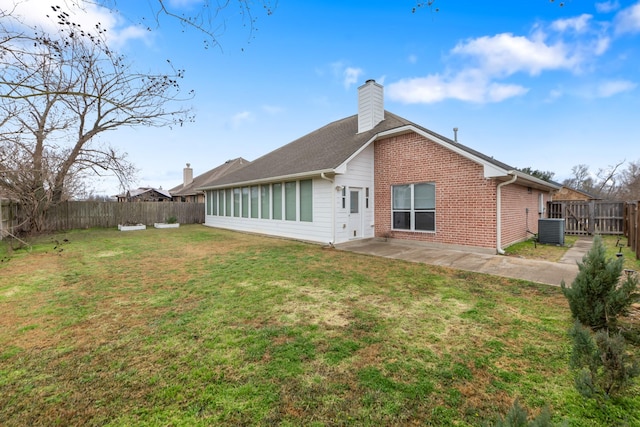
top-left (392, 183), bottom-right (435, 231)
top-left (250, 186), bottom-right (259, 218)
top-left (365, 187), bottom-right (370, 209)
top-left (225, 189), bottom-right (232, 216)
top-left (233, 188), bottom-right (241, 217)
top-left (211, 190), bottom-right (217, 216)
top-left (218, 190), bottom-right (224, 216)
top-left (285, 181), bottom-right (296, 221)
top-left (272, 183), bottom-right (282, 220)
top-left (341, 187), bottom-right (346, 209)
top-left (350, 190), bottom-right (359, 214)
top-left (260, 185), bottom-right (270, 219)
top-left (241, 187), bottom-right (249, 218)
top-left (300, 179), bottom-right (312, 222)
top-left (206, 191), bottom-right (212, 215)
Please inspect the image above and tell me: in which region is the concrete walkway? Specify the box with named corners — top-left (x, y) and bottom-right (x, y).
top-left (336, 237), bottom-right (593, 286)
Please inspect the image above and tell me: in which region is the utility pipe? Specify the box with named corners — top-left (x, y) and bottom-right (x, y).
top-left (320, 173), bottom-right (336, 246)
top-left (496, 173), bottom-right (518, 255)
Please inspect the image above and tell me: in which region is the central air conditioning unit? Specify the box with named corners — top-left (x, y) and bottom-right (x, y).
top-left (538, 218), bottom-right (565, 246)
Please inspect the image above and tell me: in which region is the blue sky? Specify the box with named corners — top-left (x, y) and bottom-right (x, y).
top-left (13, 0), bottom-right (640, 196)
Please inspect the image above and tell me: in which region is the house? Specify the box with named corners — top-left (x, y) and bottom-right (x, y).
top-left (552, 186), bottom-right (599, 202)
top-left (169, 159), bottom-right (249, 203)
top-left (116, 187), bottom-right (172, 202)
top-left (199, 80), bottom-right (560, 253)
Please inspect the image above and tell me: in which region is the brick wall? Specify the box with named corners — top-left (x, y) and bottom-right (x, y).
top-left (374, 132), bottom-right (548, 250)
top-left (500, 184), bottom-right (548, 246)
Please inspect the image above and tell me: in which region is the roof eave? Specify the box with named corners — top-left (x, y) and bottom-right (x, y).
top-left (197, 168), bottom-right (337, 190)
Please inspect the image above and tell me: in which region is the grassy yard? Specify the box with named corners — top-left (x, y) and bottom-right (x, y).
top-left (1, 226), bottom-right (638, 426)
top-left (505, 234), bottom-right (640, 272)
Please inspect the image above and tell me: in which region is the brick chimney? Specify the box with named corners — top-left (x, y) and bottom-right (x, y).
top-left (357, 79), bottom-right (384, 133)
top-left (183, 163), bottom-right (193, 188)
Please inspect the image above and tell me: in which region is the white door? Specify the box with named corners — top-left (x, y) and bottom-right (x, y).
top-left (348, 188), bottom-right (362, 239)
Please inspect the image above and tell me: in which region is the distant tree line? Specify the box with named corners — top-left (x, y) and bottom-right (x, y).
top-left (520, 159), bottom-right (640, 201)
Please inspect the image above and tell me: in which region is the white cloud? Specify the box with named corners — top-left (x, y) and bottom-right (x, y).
top-left (388, 13), bottom-right (618, 105)
top-left (614, 2), bottom-right (640, 34)
top-left (228, 111), bottom-right (253, 128)
top-left (262, 105), bottom-right (284, 115)
top-left (8, 0), bottom-right (150, 49)
top-left (343, 67), bottom-right (364, 89)
top-left (595, 1), bottom-right (620, 13)
top-left (329, 62), bottom-right (364, 89)
top-left (551, 14), bottom-right (593, 33)
top-left (452, 33), bottom-right (580, 77)
top-left (596, 79), bottom-right (637, 97)
top-left (387, 71), bottom-right (528, 104)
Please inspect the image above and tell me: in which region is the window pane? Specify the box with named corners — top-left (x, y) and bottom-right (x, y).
top-left (300, 179), bottom-right (312, 222)
top-left (350, 190), bottom-right (359, 214)
top-left (414, 183), bottom-right (435, 209)
top-left (392, 185), bottom-right (411, 209)
top-left (415, 212), bottom-right (435, 231)
top-left (233, 188), bottom-right (241, 217)
top-left (285, 181), bottom-right (296, 221)
top-left (219, 190), bottom-right (225, 216)
top-left (272, 183), bottom-right (282, 220)
top-left (206, 191), bottom-right (211, 215)
top-left (393, 211), bottom-right (411, 229)
top-left (260, 185), bottom-right (270, 219)
top-left (241, 187), bottom-right (249, 218)
top-left (225, 189), bottom-right (232, 216)
top-left (250, 186), bottom-right (259, 218)
top-left (211, 191), bottom-right (217, 216)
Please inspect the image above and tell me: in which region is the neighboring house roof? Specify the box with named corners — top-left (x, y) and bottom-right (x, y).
top-left (200, 111), bottom-right (560, 192)
top-left (555, 186), bottom-right (600, 200)
top-left (170, 158), bottom-right (249, 197)
top-left (119, 187), bottom-right (172, 199)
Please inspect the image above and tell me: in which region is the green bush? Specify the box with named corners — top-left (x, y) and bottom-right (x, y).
top-left (561, 235), bottom-right (639, 331)
top-left (492, 399), bottom-right (555, 427)
top-left (569, 321), bottom-right (639, 399)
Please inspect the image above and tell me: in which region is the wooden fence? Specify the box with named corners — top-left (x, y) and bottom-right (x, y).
top-left (1, 201), bottom-right (205, 237)
top-left (547, 200), bottom-right (624, 235)
top-left (547, 200), bottom-right (638, 260)
top-left (624, 202), bottom-right (640, 261)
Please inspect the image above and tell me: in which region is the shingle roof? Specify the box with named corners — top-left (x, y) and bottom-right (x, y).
top-left (201, 112), bottom-right (411, 188)
top-left (170, 158), bottom-right (250, 196)
top-left (200, 111), bottom-right (558, 190)
top-left (124, 187), bottom-right (172, 199)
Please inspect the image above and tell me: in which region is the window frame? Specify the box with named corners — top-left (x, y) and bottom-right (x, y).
top-left (391, 182), bottom-right (436, 232)
top-left (299, 179), bottom-right (313, 222)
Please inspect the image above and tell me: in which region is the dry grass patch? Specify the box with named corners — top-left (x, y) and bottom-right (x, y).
top-left (1, 225), bottom-right (638, 426)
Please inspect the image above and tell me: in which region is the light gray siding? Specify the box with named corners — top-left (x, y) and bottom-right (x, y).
top-left (204, 177), bottom-right (334, 244)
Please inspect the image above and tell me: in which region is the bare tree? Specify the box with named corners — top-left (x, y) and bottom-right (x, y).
top-left (563, 164), bottom-right (596, 195)
top-left (618, 160), bottom-right (640, 201)
top-left (50, 0), bottom-right (277, 51)
top-left (594, 160), bottom-right (625, 199)
top-left (0, 12), bottom-right (191, 234)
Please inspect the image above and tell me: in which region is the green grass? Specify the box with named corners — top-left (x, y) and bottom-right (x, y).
top-left (504, 235), bottom-right (579, 261)
top-left (1, 225), bottom-right (639, 426)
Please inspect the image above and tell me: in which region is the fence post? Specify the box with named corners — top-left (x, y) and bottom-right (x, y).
top-left (633, 202), bottom-right (640, 259)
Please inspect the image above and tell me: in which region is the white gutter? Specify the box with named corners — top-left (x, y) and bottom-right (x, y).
top-left (320, 172), bottom-right (336, 246)
top-left (496, 173), bottom-right (518, 255)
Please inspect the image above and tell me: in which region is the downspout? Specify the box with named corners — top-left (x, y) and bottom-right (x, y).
top-left (496, 173), bottom-right (518, 255)
top-left (320, 173), bottom-right (335, 246)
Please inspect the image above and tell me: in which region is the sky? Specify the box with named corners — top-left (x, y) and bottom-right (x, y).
top-left (8, 0), bottom-right (640, 196)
